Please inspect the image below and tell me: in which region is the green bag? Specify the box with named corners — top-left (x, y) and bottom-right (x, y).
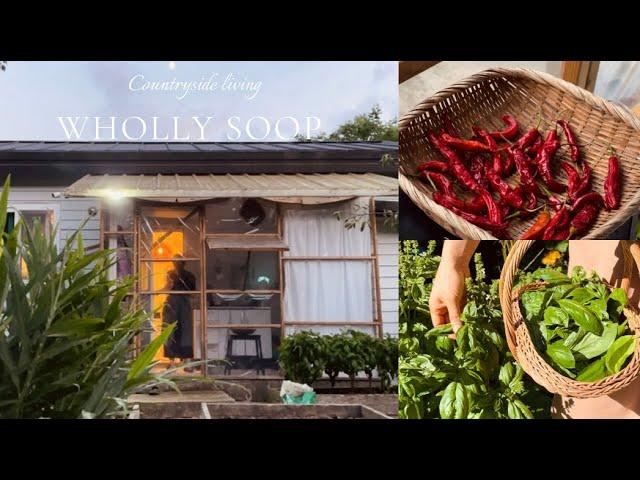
top-left (281, 391), bottom-right (317, 405)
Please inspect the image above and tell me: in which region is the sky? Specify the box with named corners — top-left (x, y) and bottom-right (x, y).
top-left (0, 61), bottom-right (397, 142)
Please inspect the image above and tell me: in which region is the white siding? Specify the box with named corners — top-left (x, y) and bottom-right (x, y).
top-left (376, 228), bottom-right (398, 337)
top-left (8, 188), bottom-right (100, 247)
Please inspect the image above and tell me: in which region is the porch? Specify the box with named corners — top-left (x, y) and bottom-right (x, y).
top-left (63, 172), bottom-right (398, 378)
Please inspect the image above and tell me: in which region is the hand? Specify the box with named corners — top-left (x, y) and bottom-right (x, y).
top-left (429, 258), bottom-right (470, 337)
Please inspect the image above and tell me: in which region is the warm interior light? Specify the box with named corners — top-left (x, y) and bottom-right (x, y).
top-left (168, 61), bottom-right (176, 71)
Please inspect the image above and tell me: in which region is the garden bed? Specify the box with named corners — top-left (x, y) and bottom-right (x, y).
top-left (200, 402), bottom-right (391, 419)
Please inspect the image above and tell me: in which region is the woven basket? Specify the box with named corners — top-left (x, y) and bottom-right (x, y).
top-left (498, 240), bottom-right (640, 398)
top-left (399, 68), bottom-right (640, 239)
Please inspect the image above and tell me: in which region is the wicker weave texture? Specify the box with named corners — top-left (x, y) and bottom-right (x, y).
top-left (499, 240), bottom-right (640, 398)
top-left (399, 68), bottom-right (640, 239)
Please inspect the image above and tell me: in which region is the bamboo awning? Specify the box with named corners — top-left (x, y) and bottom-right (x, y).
top-left (63, 173), bottom-right (398, 199)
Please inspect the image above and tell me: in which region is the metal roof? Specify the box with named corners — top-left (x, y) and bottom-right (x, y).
top-left (0, 141), bottom-right (397, 159)
top-left (0, 141), bottom-right (398, 186)
top-left (64, 173), bottom-right (398, 199)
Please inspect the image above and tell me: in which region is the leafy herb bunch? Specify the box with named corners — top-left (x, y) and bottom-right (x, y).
top-left (399, 240), bottom-right (552, 419)
top-left (517, 266), bottom-right (635, 382)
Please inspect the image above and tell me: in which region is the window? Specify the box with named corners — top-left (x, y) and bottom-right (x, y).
top-left (9, 205), bottom-right (59, 281)
top-left (206, 251), bottom-right (280, 291)
top-left (281, 198), bottom-right (377, 336)
top-left (205, 198), bottom-right (278, 234)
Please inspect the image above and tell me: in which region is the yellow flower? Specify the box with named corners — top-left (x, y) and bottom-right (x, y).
top-left (542, 249), bottom-right (562, 266)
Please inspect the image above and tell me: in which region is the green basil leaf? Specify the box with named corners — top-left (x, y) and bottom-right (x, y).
top-left (576, 358), bottom-right (607, 382)
top-left (604, 335), bottom-right (635, 374)
top-left (513, 399), bottom-right (534, 419)
top-left (439, 381), bottom-right (470, 419)
top-left (426, 324), bottom-right (454, 337)
top-left (563, 329), bottom-right (586, 349)
top-left (572, 322), bottom-right (618, 359)
top-left (507, 400), bottom-right (524, 419)
top-left (552, 283), bottom-right (577, 301)
top-left (521, 290), bottom-right (552, 322)
top-left (532, 268), bottom-right (570, 284)
top-left (546, 341), bottom-right (575, 369)
top-left (544, 306), bottom-right (569, 327)
top-left (498, 363), bottom-right (515, 386)
top-left (435, 335), bottom-right (455, 356)
top-left (617, 320), bottom-right (629, 337)
top-left (557, 299), bottom-right (603, 335)
top-left (567, 287), bottom-right (597, 304)
top-left (587, 297), bottom-right (609, 321)
top-left (608, 288), bottom-right (628, 314)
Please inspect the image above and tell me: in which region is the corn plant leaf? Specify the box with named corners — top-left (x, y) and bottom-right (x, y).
top-left (127, 323), bottom-right (175, 382)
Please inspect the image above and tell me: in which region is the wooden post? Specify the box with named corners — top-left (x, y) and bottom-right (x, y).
top-left (369, 197), bottom-right (383, 338)
top-left (199, 205), bottom-right (207, 377)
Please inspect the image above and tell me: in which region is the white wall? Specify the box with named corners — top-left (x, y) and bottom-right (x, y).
top-left (375, 195), bottom-right (398, 337)
top-left (8, 187), bottom-right (100, 248)
top-left (376, 226), bottom-right (398, 337)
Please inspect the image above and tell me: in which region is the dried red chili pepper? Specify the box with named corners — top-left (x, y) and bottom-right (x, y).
top-left (489, 115), bottom-right (519, 141)
top-left (417, 160), bottom-right (449, 173)
top-left (542, 206), bottom-right (570, 240)
top-left (510, 147), bottom-right (540, 196)
top-left (485, 167), bottom-right (524, 209)
top-left (432, 191), bottom-right (508, 234)
top-left (525, 191), bottom-right (538, 211)
top-left (604, 152), bottom-right (621, 210)
top-left (469, 155), bottom-right (490, 190)
top-left (427, 131), bottom-right (481, 192)
top-left (520, 209), bottom-right (550, 239)
top-left (513, 128), bottom-right (540, 150)
top-left (575, 161), bottom-right (592, 198)
top-left (440, 132), bottom-right (493, 152)
top-left (423, 172), bottom-right (485, 214)
top-left (502, 150), bottom-right (515, 176)
top-left (535, 130), bottom-right (565, 193)
top-left (548, 228), bottom-right (571, 240)
top-left (473, 127), bottom-right (503, 175)
top-left (557, 120), bottom-right (579, 162)
top-left (478, 189), bottom-right (504, 225)
top-left (526, 136), bottom-right (544, 158)
top-left (559, 162), bottom-right (581, 203)
top-left (570, 192), bottom-right (603, 237)
top-left (571, 192), bottom-right (603, 214)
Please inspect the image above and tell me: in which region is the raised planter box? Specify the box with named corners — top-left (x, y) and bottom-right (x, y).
top-left (199, 402), bottom-right (391, 419)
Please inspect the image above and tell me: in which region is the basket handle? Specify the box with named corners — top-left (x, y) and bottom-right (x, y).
top-left (499, 241), bottom-right (535, 360)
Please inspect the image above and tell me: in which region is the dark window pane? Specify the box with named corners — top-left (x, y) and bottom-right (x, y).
top-left (206, 251), bottom-right (279, 290)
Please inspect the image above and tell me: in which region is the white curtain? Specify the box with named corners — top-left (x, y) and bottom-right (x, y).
top-left (283, 198), bottom-right (371, 257)
top-left (282, 199), bottom-right (374, 331)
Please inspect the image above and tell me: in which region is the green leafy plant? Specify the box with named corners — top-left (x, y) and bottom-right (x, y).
top-left (399, 240), bottom-right (552, 419)
top-left (345, 329), bottom-right (378, 387)
top-left (518, 266), bottom-right (634, 382)
top-left (278, 331), bottom-right (327, 386)
top-left (279, 329), bottom-right (398, 391)
top-left (376, 334), bottom-right (398, 392)
top-left (0, 178), bottom-right (175, 418)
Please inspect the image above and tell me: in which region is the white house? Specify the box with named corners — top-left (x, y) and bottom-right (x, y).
top-left (2, 140), bottom-right (398, 376)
